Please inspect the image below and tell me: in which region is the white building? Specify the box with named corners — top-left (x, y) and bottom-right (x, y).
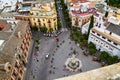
top-left (88, 17), bottom-right (120, 57)
top-left (0, 0), bottom-right (23, 10)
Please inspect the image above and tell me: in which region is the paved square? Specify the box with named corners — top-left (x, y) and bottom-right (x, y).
top-left (25, 31), bottom-right (101, 80)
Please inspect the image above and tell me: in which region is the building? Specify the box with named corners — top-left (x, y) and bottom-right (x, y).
top-left (88, 17), bottom-right (120, 57)
top-left (0, 20), bottom-right (32, 80)
top-left (29, 0), bottom-right (57, 31)
top-left (108, 9), bottom-right (120, 25)
top-left (0, 0), bottom-right (58, 32)
top-left (0, 0), bottom-right (23, 11)
top-left (68, 0), bottom-right (99, 29)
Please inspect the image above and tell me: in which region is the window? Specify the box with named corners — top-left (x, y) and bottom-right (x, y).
top-left (38, 19), bottom-right (40, 22)
top-left (102, 36), bottom-right (105, 39)
top-left (43, 23), bottom-right (45, 27)
top-left (49, 24), bottom-right (51, 28)
top-left (108, 39), bottom-right (111, 42)
top-left (34, 22), bottom-right (36, 26)
top-left (39, 23), bottom-right (41, 26)
top-left (92, 31), bottom-right (95, 33)
top-left (106, 46), bottom-right (108, 48)
top-left (36, 13), bottom-right (38, 16)
top-left (12, 71), bottom-right (17, 77)
top-left (15, 62), bottom-right (19, 69)
top-left (18, 77), bottom-right (21, 80)
top-left (113, 42), bottom-right (117, 46)
top-left (20, 70), bottom-right (23, 75)
top-left (97, 33), bottom-right (100, 36)
top-left (98, 24), bottom-right (101, 28)
top-left (110, 32), bottom-right (112, 35)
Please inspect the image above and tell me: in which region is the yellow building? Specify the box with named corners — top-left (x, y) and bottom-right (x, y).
top-left (30, 0), bottom-right (57, 32)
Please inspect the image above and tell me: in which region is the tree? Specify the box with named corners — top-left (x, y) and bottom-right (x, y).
top-left (82, 40), bottom-right (88, 46)
top-left (87, 15), bottom-right (94, 39)
top-left (99, 51), bottom-right (110, 61)
top-left (35, 46), bottom-right (39, 51)
top-left (40, 27), bottom-right (47, 33)
top-left (58, 21), bottom-right (62, 29)
top-left (112, 56), bottom-right (118, 62)
top-left (107, 56), bottom-right (115, 65)
top-left (49, 28), bottom-right (54, 33)
top-left (105, 11), bottom-right (109, 18)
top-left (79, 36), bottom-right (85, 42)
top-left (74, 36), bottom-right (79, 43)
top-left (89, 48), bottom-right (96, 55)
top-left (32, 26), bottom-right (38, 31)
top-left (88, 42), bottom-right (96, 49)
top-left (106, 0), bottom-right (120, 8)
top-left (73, 27), bottom-right (77, 32)
top-left (35, 38), bottom-right (40, 44)
top-left (107, 55), bottom-right (119, 65)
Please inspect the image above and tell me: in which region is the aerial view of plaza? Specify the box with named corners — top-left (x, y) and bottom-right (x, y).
top-left (0, 0), bottom-right (120, 80)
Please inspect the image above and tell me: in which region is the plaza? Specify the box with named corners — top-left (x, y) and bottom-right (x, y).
top-left (25, 31), bottom-right (101, 80)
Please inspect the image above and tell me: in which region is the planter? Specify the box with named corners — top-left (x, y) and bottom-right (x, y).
top-left (92, 57), bottom-right (98, 61)
top-left (83, 51), bottom-right (88, 56)
top-left (101, 62), bottom-right (106, 67)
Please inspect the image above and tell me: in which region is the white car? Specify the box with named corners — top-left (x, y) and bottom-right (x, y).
top-left (45, 53), bottom-right (50, 59)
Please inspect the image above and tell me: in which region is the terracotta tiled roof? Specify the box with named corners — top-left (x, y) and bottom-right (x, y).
top-left (72, 0), bottom-right (88, 4)
top-left (71, 8), bottom-right (99, 17)
top-left (88, 2), bottom-right (95, 7)
top-left (73, 5), bottom-right (81, 8)
top-left (0, 24), bottom-right (6, 30)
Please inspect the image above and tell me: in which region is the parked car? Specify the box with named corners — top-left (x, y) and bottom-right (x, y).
top-left (45, 53), bottom-right (50, 59)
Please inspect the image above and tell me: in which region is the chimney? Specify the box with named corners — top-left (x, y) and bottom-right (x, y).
top-left (0, 62), bottom-right (12, 73)
top-left (17, 31), bottom-right (22, 38)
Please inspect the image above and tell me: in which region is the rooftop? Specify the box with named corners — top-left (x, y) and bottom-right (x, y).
top-left (0, 20), bottom-right (7, 31)
top-left (72, 0), bottom-right (88, 4)
top-left (71, 8), bottom-right (99, 17)
top-left (0, 21), bottom-right (29, 79)
top-left (106, 23), bottom-right (120, 36)
top-left (0, 40), bottom-right (4, 47)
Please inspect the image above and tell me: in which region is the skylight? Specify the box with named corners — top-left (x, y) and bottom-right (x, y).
top-left (0, 40), bottom-right (4, 47)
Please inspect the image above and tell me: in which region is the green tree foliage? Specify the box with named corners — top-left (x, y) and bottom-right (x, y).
top-left (79, 36), bottom-right (85, 42)
top-left (87, 15), bottom-right (94, 39)
top-left (89, 48), bottom-right (96, 55)
top-left (99, 51), bottom-right (110, 60)
top-left (40, 27), bottom-right (47, 33)
top-left (106, 0), bottom-right (120, 8)
top-left (61, 0), bottom-right (71, 28)
top-left (35, 46), bottom-right (39, 50)
top-left (49, 28), bottom-right (54, 32)
top-left (107, 56), bottom-right (118, 65)
top-left (32, 26), bottom-right (38, 31)
top-left (58, 20), bottom-right (62, 29)
top-left (88, 42), bottom-right (96, 49)
top-left (88, 42), bottom-right (96, 55)
top-left (74, 36), bottom-right (79, 43)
